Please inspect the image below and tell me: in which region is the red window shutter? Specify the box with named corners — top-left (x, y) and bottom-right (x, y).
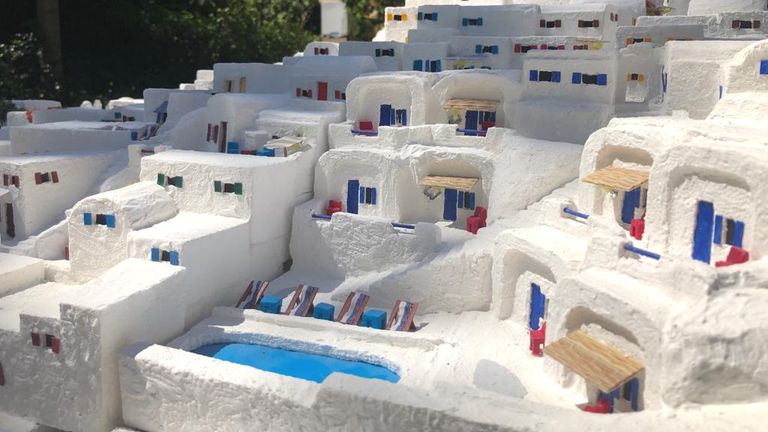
top-left (206, 124), bottom-right (212, 141)
top-left (31, 332), bottom-right (40, 346)
top-left (35, 173), bottom-right (42, 184)
top-left (296, 88), bottom-right (301, 97)
top-left (555, 20), bottom-right (561, 28)
top-left (2, 174), bottom-right (7, 186)
top-left (732, 20), bottom-right (740, 29)
top-left (754, 20), bottom-right (761, 29)
top-left (540, 44), bottom-right (548, 49)
top-left (578, 20), bottom-right (584, 28)
top-left (558, 45), bottom-right (565, 50)
top-left (314, 47), bottom-right (319, 55)
top-left (308, 89), bottom-right (313, 98)
top-left (0, 363), bottom-right (4, 386)
top-left (540, 19), bottom-right (545, 28)
top-left (335, 90), bottom-right (341, 99)
top-left (12, 176), bottom-right (19, 188)
top-left (51, 171), bottom-right (59, 183)
top-left (514, 44), bottom-right (521, 53)
top-left (51, 336), bottom-right (60, 354)
top-left (593, 20), bottom-right (600, 27)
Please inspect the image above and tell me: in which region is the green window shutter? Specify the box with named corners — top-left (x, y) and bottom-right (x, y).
top-left (157, 173), bottom-right (165, 186)
top-left (234, 182), bottom-right (243, 195)
top-left (214, 180), bottom-right (222, 192)
top-left (174, 176), bottom-right (183, 188)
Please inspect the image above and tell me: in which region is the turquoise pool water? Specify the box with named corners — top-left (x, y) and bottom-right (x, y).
top-left (192, 342), bottom-right (400, 384)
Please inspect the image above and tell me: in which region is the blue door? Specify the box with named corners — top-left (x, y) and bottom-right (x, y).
top-left (379, 104), bottom-right (392, 126)
top-left (627, 378), bottom-right (640, 411)
top-left (465, 110), bottom-right (479, 132)
top-left (692, 200), bottom-right (714, 263)
top-left (621, 188), bottom-right (641, 224)
top-left (347, 180), bottom-right (360, 214)
top-left (443, 188), bottom-right (458, 221)
top-left (529, 283), bottom-right (546, 330)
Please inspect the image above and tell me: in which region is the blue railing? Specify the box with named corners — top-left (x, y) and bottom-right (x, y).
top-left (311, 213), bottom-right (416, 230)
top-left (624, 243), bottom-right (661, 260)
top-left (563, 207), bottom-right (590, 220)
top-left (351, 129), bottom-right (378, 136)
top-left (457, 128), bottom-right (487, 137)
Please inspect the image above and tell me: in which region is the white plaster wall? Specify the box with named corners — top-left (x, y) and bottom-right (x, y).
top-left (458, 5), bottom-right (541, 37)
top-left (9, 125), bottom-right (133, 155)
top-left (688, 0), bottom-right (767, 15)
top-left (212, 63), bottom-right (290, 94)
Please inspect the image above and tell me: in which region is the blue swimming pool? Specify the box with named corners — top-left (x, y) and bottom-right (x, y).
top-left (192, 342), bottom-right (400, 384)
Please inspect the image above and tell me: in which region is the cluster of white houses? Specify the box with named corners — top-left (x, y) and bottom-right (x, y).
top-left (0, 1), bottom-right (767, 431)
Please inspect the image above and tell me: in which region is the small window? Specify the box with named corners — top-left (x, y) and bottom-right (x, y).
top-left (2, 174), bottom-right (8, 186)
top-left (90, 213), bottom-right (116, 228)
top-left (157, 173), bottom-right (183, 188)
top-left (533, 70), bottom-right (561, 83)
top-left (714, 216), bottom-right (745, 247)
top-left (358, 186), bottom-right (377, 205)
top-left (214, 180), bottom-right (244, 196)
top-left (151, 247), bottom-right (180, 266)
top-left (578, 19), bottom-right (599, 28)
top-left (462, 17), bottom-right (483, 26)
top-left (760, 60), bottom-right (768, 75)
top-left (457, 191), bottom-right (476, 210)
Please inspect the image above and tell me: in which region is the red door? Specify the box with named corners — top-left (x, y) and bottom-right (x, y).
top-left (5, 203), bottom-right (14, 238)
top-left (317, 82), bottom-right (328, 101)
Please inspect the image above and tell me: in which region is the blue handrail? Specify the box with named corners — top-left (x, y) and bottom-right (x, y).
top-left (563, 207), bottom-right (590, 220)
top-left (624, 243), bottom-right (661, 260)
top-left (311, 213), bottom-right (416, 230)
top-left (457, 128), bottom-right (487, 137)
top-left (351, 129), bottom-right (378, 136)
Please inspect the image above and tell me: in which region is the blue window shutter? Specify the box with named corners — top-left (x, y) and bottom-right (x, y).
top-left (413, 60), bottom-right (422, 71)
top-left (390, 108), bottom-right (396, 125)
top-left (469, 192), bottom-right (476, 210)
top-left (151, 248), bottom-right (160, 262)
top-left (401, 110), bottom-right (407, 126)
top-left (491, 46), bottom-right (499, 54)
top-left (105, 214), bottom-right (116, 228)
top-left (475, 44), bottom-right (482, 54)
top-left (417, 12), bottom-right (423, 21)
top-left (529, 70), bottom-right (538, 81)
top-left (432, 12), bottom-right (438, 21)
top-left (371, 188), bottom-right (377, 205)
top-left (83, 212), bottom-right (93, 226)
top-left (713, 215), bottom-right (723, 244)
top-left (629, 378), bottom-right (640, 411)
top-left (760, 60), bottom-right (768, 75)
top-left (597, 74), bottom-right (608, 86)
top-left (359, 187), bottom-right (365, 204)
top-left (458, 191), bottom-right (465, 209)
top-left (169, 251), bottom-right (180, 266)
top-left (477, 17), bottom-right (483, 26)
top-left (529, 284), bottom-right (545, 330)
top-left (552, 71), bottom-right (561, 83)
top-left (435, 60), bottom-right (442, 72)
top-left (734, 221), bottom-right (745, 247)
top-left (621, 188), bottom-right (640, 224)
top-left (462, 18), bottom-right (469, 26)
top-left (572, 72), bottom-right (582, 84)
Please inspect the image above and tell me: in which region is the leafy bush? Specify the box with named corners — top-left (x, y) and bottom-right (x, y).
top-left (0, 33), bottom-right (58, 100)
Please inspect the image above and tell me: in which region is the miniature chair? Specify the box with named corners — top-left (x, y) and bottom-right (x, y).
top-left (235, 280), bottom-right (270, 309)
top-left (326, 200), bottom-right (342, 216)
top-left (336, 291), bottom-right (370, 325)
top-left (529, 320), bottom-right (546, 357)
top-left (467, 206), bottom-right (488, 235)
top-left (358, 120), bottom-right (374, 131)
top-left (715, 246), bottom-right (750, 268)
top-left (630, 218), bottom-right (645, 240)
top-left (284, 284), bottom-right (319, 317)
top-left (582, 398), bottom-right (611, 414)
top-left (386, 300), bottom-right (418, 332)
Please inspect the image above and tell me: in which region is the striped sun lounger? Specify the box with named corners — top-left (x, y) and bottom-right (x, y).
top-left (284, 284), bottom-right (320, 317)
top-left (386, 300), bottom-right (418, 332)
top-left (235, 280), bottom-right (270, 309)
top-left (336, 292), bottom-right (370, 325)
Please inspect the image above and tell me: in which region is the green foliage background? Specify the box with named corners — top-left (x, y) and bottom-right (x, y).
top-left (0, 0), bottom-right (321, 106)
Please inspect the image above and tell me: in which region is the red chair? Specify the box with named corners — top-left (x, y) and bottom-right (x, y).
top-left (582, 398), bottom-right (611, 414)
top-left (467, 206), bottom-right (488, 234)
top-left (326, 200), bottom-right (342, 216)
top-left (630, 218), bottom-right (645, 240)
top-left (716, 246), bottom-right (749, 268)
top-left (358, 120), bottom-right (374, 131)
top-left (529, 321), bottom-right (546, 357)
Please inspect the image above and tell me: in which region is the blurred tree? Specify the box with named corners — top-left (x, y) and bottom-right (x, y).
top-left (343, 0), bottom-right (401, 41)
top-left (36, 0), bottom-right (62, 76)
top-left (0, 0), bottom-right (320, 105)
